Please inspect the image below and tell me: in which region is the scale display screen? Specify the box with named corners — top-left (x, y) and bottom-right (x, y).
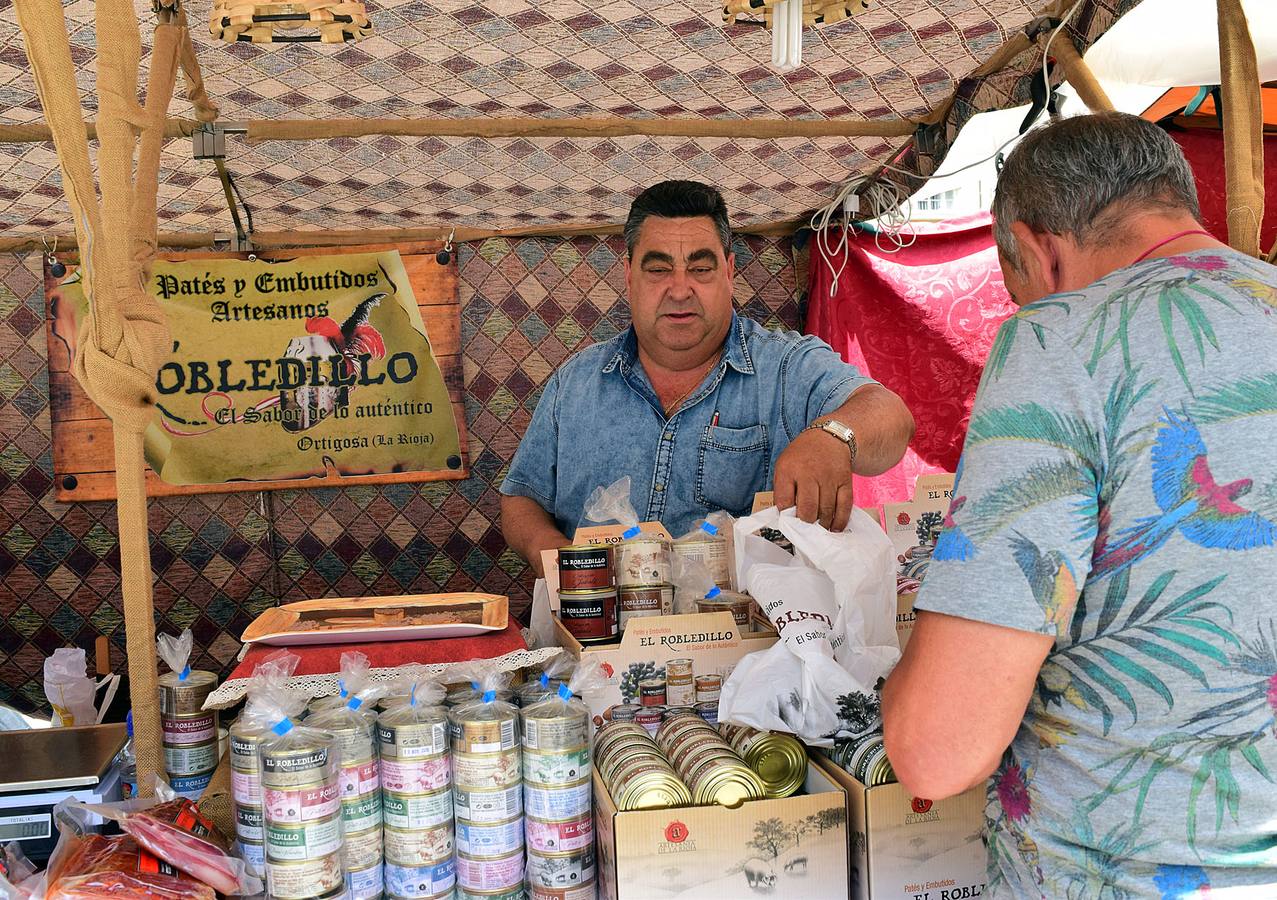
top-left (0, 813), bottom-right (51, 841)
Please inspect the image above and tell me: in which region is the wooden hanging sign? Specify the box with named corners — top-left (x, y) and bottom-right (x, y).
top-left (45, 242), bottom-right (468, 500)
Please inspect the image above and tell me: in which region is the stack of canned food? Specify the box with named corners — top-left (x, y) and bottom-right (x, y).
top-left (719, 724), bottom-right (808, 799)
top-left (450, 692), bottom-right (525, 899)
top-left (229, 716), bottom-right (267, 878)
top-left (378, 692), bottom-right (455, 900)
top-left (827, 729), bottom-right (896, 787)
top-left (259, 735), bottom-right (347, 900)
top-left (557, 544), bottom-right (619, 645)
top-left (594, 721), bottom-right (692, 811)
top-left (671, 522), bottom-right (732, 592)
top-left (159, 666), bottom-right (220, 800)
top-left (522, 688), bottom-right (596, 900)
top-left (309, 701), bottom-right (385, 900)
top-left (615, 536), bottom-right (673, 634)
top-left (655, 714), bottom-right (766, 808)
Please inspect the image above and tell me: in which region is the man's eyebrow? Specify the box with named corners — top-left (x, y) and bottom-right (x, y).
top-left (686, 249), bottom-right (719, 266)
top-left (640, 251), bottom-right (675, 267)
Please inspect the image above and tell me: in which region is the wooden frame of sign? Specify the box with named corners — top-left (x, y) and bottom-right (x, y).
top-left (45, 241), bottom-right (468, 501)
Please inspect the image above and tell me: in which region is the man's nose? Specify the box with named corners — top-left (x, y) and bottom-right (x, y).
top-left (667, 266), bottom-right (694, 300)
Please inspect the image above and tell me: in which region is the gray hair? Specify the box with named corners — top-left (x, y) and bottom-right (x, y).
top-left (624, 180), bottom-right (733, 259)
top-left (992, 112), bottom-right (1200, 271)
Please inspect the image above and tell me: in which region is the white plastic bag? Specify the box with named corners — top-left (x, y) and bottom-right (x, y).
top-left (43, 648), bottom-right (116, 727)
top-left (718, 506), bottom-right (898, 747)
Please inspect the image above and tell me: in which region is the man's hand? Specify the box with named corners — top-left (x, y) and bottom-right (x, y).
top-left (773, 427), bottom-right (855, 531)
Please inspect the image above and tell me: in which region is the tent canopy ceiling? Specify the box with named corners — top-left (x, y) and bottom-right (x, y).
top-left (1, 0), bottom-right (1140, 240)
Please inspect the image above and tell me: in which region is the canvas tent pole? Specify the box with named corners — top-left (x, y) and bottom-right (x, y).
top-left (1217, 0), bottom-right (1264, 257)
top-left (1043, 31), bottom-right (1115, 112)
top-left (14, 0), bottom-right (176, 796)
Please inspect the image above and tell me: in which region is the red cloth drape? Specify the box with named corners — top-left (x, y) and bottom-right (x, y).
top-left (806, 213), bottom-right (1016, 507)
top-left (1170, 128), bottom-right (1277, 251)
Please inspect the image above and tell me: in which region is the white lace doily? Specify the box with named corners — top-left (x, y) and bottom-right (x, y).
top-left (203, 646), bottom-right (563, 711)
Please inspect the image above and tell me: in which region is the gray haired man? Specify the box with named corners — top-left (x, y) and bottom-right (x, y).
top-left (883, 113), bottom-right (1277, 897)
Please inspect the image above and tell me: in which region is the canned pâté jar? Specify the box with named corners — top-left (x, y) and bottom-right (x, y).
top-left (452, 783), bottom-right (522, 824)
top-left (664, 658), bottom-right (695, 706)
top-left (526, 846), bottom-right (596, 889)
top-left (525, 811), bottom-right (594, 854)
top-left (618, 584), bottom-right (673, 631)
top-left (672, 537), bottom-right (731, 589)
top-left (557, 587), bottom-right (618, 644)
top-left (522, 705), bottom-right (589, 753)
top-left (157, 669), bottom-right (217, 717)
top-left (616, 535), bottom-right (671, 586)
top-left (558, 544), bottom-right (615, 592)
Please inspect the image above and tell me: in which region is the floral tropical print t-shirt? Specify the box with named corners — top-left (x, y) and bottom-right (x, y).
top-left (915, 249), bottom-right (1277, 899)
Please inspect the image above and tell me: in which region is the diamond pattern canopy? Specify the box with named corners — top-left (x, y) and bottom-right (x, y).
top-left (0, 0), bottom-right (1139, 238)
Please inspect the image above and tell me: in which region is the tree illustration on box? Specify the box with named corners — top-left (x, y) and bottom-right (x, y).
top-left (749, 818), bottom-right (789, 860)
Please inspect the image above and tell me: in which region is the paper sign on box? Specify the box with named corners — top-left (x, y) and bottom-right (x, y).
top-left (878, 474), bottom-right (955, 651)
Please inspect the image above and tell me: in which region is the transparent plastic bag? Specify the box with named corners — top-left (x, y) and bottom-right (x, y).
top-left (449, 668), bottom-right (520, 754)
top-left (669, 553), bottom-right (721, 615)
top-left (43, 649), bottom-right (102, 727)
top-left (156, 630), bottom-right (195, 681)
top-left (580, 475), bottom-right (642, 539)
top-left (308, 650), bottom-right (383, 719)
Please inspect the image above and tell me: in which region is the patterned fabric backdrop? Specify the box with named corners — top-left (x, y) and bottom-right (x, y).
top-left (0, 235), bottom-right (804, 714)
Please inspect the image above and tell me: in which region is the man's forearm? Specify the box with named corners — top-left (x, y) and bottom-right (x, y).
top-left (824, 383), bottom-right (915, 475)
top-left (500, 493), bottom-right (569, 578)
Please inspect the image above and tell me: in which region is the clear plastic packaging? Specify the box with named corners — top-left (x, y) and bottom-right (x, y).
top-left (580, 475), bottom-right (641, 538)
top-left (43, 648), bottom-right (99, 727)
top-left (156, 630), bottom-right (195, 682)
top-left (670, 553), bottom-right (721, 615)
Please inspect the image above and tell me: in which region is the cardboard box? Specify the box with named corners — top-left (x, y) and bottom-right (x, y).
top-left (552, 613), bottom-right (776, 731)
top-left (880, 474), bottom-right (955, 651)
top-left (820, 755), bottom-right (987, 900)
top-left (595, 752), bottom-right (852, 900)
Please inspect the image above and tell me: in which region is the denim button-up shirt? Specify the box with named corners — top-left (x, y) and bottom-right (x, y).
top-left (500, 314), bottom-right (873, 537)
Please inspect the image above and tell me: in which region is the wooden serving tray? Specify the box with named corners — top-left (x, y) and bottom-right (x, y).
top-left (241, 592), bottom-right (508, 646)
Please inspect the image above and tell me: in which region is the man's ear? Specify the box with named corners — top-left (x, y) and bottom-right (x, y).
top-left (725, 251), bottom-right (735, 283)
top-left (1010, 221), bottom-right (1061, 296)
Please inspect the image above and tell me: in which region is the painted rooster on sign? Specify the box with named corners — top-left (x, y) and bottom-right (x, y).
top-left (1090, 407), bottom-right (1277, 579)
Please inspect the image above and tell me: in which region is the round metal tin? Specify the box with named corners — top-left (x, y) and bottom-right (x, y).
top-left (557, 588), bottom-right (618, 643)
top-left (169, 769), bottom-right (213, 799)
top-left (229, 725), bottom-right (264, 773)
top-left (339, 758), bottom-right (381, 799)
top-left (260, 744), bottom-right (335, 788)
top-left (455, 849), bottom-right (525, 893)
top-left (664, 658), bottom-right (695, 707)
top-left (385, 858), bottom-right (457, 899)
top-left (525, 811), bottom-right (594, 855)
top-left (264, 815), bottom-right (343, 861)
top-left (161, 711), bottom-right (218, 746)
top-left (526, 847), bottom-right (596, 890)
top-left (378, 712), bottom-right (450, 758)
top-left (449, 710), bottom-right (519, 754)
top-left (236, 837), bottom-right (264, 877)
top-left (452, 749), bottom-right (521, 789)
top-left (558, 544), bottom-right (615, 592)
top-left (157, 670), bottom-right (218, 717)
top-left (523, 746), bottom-right (592, 786)
top-left (452, 783), bottom-right (523, 824)
top-left (341, 790), bottom-right (383, 833)
top-left (235, 803), bottom-right (263, 843)
top-left (522, 707), bottom-right (588, 753)
top-left (672, 538), bottom-right (731, 589)
top-left (638, 678), bottom-right (666, 707)
top-left (616, 769), bottom-right (690, 811)
top-left (382, 788), bottom-right (454, 830)
top-left (346, 860), bottom-right (385, 900)
top-left (529, 882), bottom-right (598, 900)
top-left (307, 710), bottom-right (378, 762)
top-left (722, 725), bottom-right (808, 799)
top-left (616, 536), bottom-right (671, 586)
top-left (384, 822), bottom-right (456, 865)
top-left (343, 824), bottom-right (384, 870)
top-left (262, 780), bottom-right (341, 825)
top-left (524, 780), bottom-right (592, 820)
top-left (455, 816), bottom-right (525, 859)
top-left (618, 584), bottom-right (672, 631)
top-left (693, 674), bottom-right (722, 704)
top-left (264, 852), bottom-right (344, 900)
top-left (694, 701), bottom-right (719, 724)
top-left (696, 590), bottom-right (752, 630)
top-left (634, 706), bottom-right (664, 735)
top-left (164, 740), bottom-right (219, 777)
top-left (381, 753), bottom-right (452, 794)
top-left (455, 888), bottom-right (525, 900)
top-left (232, 768), bottom-right (261, 807)
top-left (606, 703), bottom-right (640, 723)
top-left (592, 722), bottom-right (649, 759)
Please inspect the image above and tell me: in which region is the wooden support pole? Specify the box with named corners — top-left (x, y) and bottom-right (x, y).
top-left (1043, 31), bottom-right (1115, 113)
top-left (1217, 0), bottom-right (1264, 256)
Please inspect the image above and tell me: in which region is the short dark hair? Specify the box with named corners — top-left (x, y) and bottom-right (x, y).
top-left (992, 112), bottom-right (1200, 271)
top-left (624, 180), bottom-right (733, 259)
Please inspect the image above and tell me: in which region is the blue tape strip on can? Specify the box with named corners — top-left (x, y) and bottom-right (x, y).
top-left (701, 521), bottom-right (719, 535)
top-left (706, 586), bottom-right (722, 599)
top-left (557, 683), bottom-right (573, 701)
top-left (622, 526), bottom-right (641, 540)
top-left (482, 689), bottom-right (496, 703)
top-left (271, 718), bottom-right (293, 736)
top-left (179, 665), bottom-right (191, 681)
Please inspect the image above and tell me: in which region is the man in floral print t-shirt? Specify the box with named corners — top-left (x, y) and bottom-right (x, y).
top-left (882, 113), bottom-right (1277, 899)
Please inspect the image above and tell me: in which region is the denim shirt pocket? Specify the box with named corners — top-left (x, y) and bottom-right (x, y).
top-left (695, 423), bottom-right (770, 512)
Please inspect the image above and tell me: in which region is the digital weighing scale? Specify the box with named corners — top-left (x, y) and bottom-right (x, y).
top-left (0, 723), bottom-right (126, 865)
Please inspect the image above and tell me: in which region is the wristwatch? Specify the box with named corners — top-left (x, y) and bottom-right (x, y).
top-left (804, 418), bottom-right (858, 461)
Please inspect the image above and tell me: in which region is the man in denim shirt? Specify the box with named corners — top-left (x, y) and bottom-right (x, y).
top-left (500, 181), bottom-right (914, 575)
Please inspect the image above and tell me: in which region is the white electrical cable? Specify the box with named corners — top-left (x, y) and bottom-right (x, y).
top-left (810, 0), bottom-right (1085, 290)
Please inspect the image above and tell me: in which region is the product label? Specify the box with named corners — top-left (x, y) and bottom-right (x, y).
top-left (524, 782), bottom-right (592, 820)
top-left (450, 717), bottom-right (518, 754)
top-left (169, 770), bottom-right (213, 799)
top-left (265, 853), bottom-right (343, 899)
top-left (347, 862), bottom-right (384, 900)
top-left (384, 822), bottom-right (455, 865)
top-left (341, 791), bottom-right (383, 833)
top-left (379, 722), bottom-right (448, 758)
top-left (525, 813), bottom-right (594, 854)
top-left (452, 785), bottom-right (523, 824)
top-left (265, 817), bottom-right (343, 861)
top-left (163, 741), bottom-right (218, 776)
top-left (162, 713), bottom-right (217, 745)
top-left (452, 749), bottom-right (521, 789)
top-left (235, 804), bottom-right (264, 842)
top-left (230, 734), bottom-right (261, 771)
top-left (523, 747), bottom-right (592, 786)
top-left (382, 789), bottom-right (454, 830)
top-left (381, 754), bottom-right (452, 793)
top-left (523, 716), bottom-right (588, 752)
top-left (343, 825), bottom-right (384, 870)
top-left (529, 882), bottom-right (599, 900)
top-left (232, 769), bottom-right (261, 806)
top-left (455, 818), bottom-right (524, 858)
top-left (263, 781), bottom-right (341, 825)
top-left (236, 839), bottom-right (264, 875)
top-left (456, 851), bottom-right (524, 893)
top-left (385, 859), bottom-right (457, 898)
top-left (526, 847), bottom-right (596, 889)
top-left (339, 759), bottom-right (380, 797)
top-left (262, 748), bottom-right (330, 776)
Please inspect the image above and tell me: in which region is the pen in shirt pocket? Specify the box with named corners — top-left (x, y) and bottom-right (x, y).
top-left (710, 410), bottom-right (719, 427)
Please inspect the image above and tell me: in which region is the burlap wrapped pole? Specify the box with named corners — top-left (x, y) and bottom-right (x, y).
top-left (1217, 0), bottom-right (1264, 257)
top-left (15, 0), bottom-right (180, 797)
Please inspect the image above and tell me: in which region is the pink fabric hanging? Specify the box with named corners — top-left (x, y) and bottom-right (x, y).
top-left (806, 213), bottom-right (1016, 507)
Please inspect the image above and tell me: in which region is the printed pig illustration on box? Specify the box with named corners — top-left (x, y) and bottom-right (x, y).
top-left (743, 858), bottom-right (777, 891)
